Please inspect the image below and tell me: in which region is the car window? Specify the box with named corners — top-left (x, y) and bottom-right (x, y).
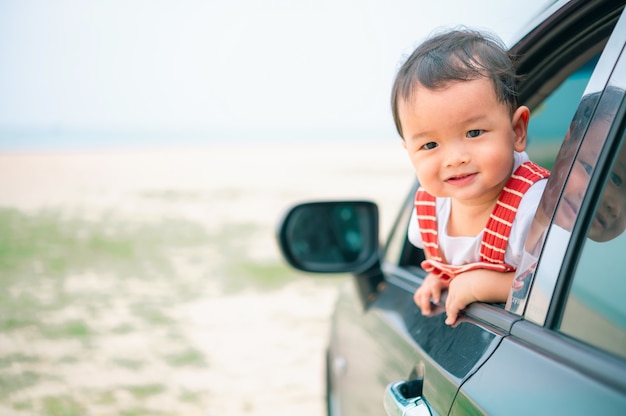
top-left (383, 182), bottom-right (423, 268)
top-left (526, 56), bottom-right (599, 169)
top-left (508, 85), bottom-right (612, 316)
top-left (559, 95), bottom-right (626, 360)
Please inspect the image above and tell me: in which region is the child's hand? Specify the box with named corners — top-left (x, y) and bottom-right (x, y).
top-left (444, 273), bottom-right (479, 326)
top-left (444, 269), bottom-right (515, 326)
top-left (414, 274), bottom-right (448, 316)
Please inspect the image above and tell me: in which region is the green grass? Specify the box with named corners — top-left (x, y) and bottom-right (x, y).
top-left (164, 348), bottom-right (207, 367)
top-left (112, 323), bottom-right (135, 334)
top-left (12, 400), bottom-right (34, 411)
top-left (0, 208), bottom-right (209, 278)
top-left (0, 206), bottom-right (300, 412)
top-left (0, 301), bottom-right (41, 331)
top-left (120, 407), bottom-right (167, 416)
top-left (0, 207), bottom-right (295, 289)
top-left (0, 371), bottom-right (41, 399)
top-left (179, 389), bottom-right (203, 403)
top-left (225, 260), bottom-right (297, 292)
top-left (131, 303), bottom-right (175, 326)
top-left (41, 320), bottom-right (94, 340)
top-left (41, 395), bottom-right (85, 416)
top-left (111, 358), bottom-right (146, 371)
top-left (124, 384), bottom-right (166, 399)
top-left (0, 353), bottom-right (39, 368)
top-left (93, 390), bottom-right (117, 406)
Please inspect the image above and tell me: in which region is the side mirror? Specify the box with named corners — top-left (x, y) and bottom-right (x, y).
top-left (276, 201), bottom-right (380, 274)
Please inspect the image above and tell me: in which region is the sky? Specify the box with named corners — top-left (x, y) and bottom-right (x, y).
top-left (0, 0), bottom-right (552, 147)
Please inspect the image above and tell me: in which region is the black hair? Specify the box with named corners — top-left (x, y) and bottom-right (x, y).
top-left (567, 86), bottom-right (625, 144)
top-left (391, 28), bottom-right (519, 138)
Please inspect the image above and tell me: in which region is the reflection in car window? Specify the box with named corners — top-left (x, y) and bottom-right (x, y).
top-left (507, 58), bottom-right (600, 315)
top-left (549, 87), bottom-right (623, 239)
top-left (511, 86), bottom-right (624, 317)
top-left (560, 113), bottom-right (626, 360)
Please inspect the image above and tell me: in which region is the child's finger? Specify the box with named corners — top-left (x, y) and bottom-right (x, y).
top-left (430, 284), bottom-right (442, 305)
top-left (445, 292), bottom-right (469, 326)
top-left (445, 291), bottom-right (459, 325)
top-left (414, 288), bottom-right (432, 315)
top-left (445, 310), bottom-right (458, 326)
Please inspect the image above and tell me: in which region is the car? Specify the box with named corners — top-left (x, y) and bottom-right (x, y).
top-left (276, 0), bottom-right (626, 415)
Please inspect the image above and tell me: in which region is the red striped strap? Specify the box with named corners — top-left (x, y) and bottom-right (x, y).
top-left (415, 188), bottom-right (441, 262)
top-left (421, 259), bottom-right (515, 281)
top-left (480, 161), bottom-right (550, 264)
top-left (415, 161), bottom-right (549, 281)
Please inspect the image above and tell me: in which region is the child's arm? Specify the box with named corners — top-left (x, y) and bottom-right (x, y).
top-left (444, 269), bottom-right (515, 326)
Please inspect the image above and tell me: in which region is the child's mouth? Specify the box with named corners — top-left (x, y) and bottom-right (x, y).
top-left (562, 196), bottom-right (579, 221)
top-left (594, 212), bottom-right (607, 230)
top-left (446, 173), bottom-right (476, 185)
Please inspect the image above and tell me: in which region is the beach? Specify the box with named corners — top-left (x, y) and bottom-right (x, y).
top-left (0, 142), bottom-right (414, 415)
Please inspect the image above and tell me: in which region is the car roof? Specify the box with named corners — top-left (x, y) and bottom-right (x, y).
top-left (510, 0), bottom-right (626, 109)
top-left (507, 0), bottom-right (567, 47)
top-left (511, 0), bottom-right (626, 53)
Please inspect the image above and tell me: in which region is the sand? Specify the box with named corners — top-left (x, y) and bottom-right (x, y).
top-left (0, 142), bottom-right (414, 415)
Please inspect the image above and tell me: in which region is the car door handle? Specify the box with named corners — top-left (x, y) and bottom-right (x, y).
top-left (384, 380), bottom-right (432, 416)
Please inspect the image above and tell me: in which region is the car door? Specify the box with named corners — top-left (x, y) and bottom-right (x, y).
top-left (328, 186), bottom-right (508, 416)
top-left (451, 17), bottom-right (626, 414)
top-left (327, 1), bottom-right (626, 415)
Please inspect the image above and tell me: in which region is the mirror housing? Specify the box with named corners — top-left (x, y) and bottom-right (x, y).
top-left (277, 201), bottom-right (380, 274)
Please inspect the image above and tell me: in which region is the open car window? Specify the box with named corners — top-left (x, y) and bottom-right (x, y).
top-left (526, 56), bottom-right (599, 170)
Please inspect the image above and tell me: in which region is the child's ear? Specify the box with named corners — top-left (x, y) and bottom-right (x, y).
top-left (512, 105), bottom-right (530, 152)
top-left (401, 139), bottom-right (407, 149)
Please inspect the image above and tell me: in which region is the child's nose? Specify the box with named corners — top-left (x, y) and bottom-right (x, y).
top-left (602, 189), bottom-right (623, 219)
top-left (444, 147), bottom-right (470, 167)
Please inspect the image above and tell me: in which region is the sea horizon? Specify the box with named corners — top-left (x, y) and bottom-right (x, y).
top-left (0, 125), bottom-right (400, 153)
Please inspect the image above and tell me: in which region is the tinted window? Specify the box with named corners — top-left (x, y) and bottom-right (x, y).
top-left (559, 94), bottom-right (626, 360)
top-left (508, 61), bottom-right (613, 317)
top-left (526, 56), bottom-right (599, 169)
top-left (383, 183), bottom-right (423, 268)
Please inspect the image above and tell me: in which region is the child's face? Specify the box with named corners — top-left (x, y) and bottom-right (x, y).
top-left (556, 123), bottom-right (626, 242)
top-left (399, 77), bottom-right (528, 207)
top-left (591, 162), bottom-right (626, 242)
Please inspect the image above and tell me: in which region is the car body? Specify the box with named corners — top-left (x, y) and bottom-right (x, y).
top-left (276, 1), bottom-right (626, 415)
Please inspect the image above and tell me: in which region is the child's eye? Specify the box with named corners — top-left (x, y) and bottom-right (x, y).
top-left (466, 129), bottom-right (483, 138)
top-left (580, 160), bottom-right (593, 175)
top-left (610, 171), bottom-right (623, 187)
top-left (421, 142), bottom-right (438, 150)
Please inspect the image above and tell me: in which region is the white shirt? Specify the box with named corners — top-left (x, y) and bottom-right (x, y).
top-left (407, 151), bottom-right (547, 267)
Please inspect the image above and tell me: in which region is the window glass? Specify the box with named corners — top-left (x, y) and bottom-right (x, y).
top-left (508, 56), bottom-right (600, 315)
top-left (517, 86), bottom-right (624, 320)
top-left (559, 96), bottom-right (626, 360)
top-left (384, 184), bottom-right (418, 266)
top-left (526, 56), bottom-right (600, 170)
